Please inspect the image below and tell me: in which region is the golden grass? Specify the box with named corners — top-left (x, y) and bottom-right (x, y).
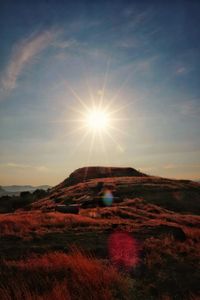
top-left (0, 249), bottom-right (131, 300)
top-left (0, 191), bottom-right (199, 299)
top-left (0, 211), bottom-right (105, 239)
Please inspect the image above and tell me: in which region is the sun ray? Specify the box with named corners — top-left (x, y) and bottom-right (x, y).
top-left (50, 118), bottom-right (85, 124)
top-left (87, 130), bottom-right (96, 162)
top-left (105, 100), bottom-right (133, 117)
top-left (64, 80), bottom-right (90, 112)
top-left (68, 106), bottom-right (90, 118)
top-left (99, 57), bottom-right (111, 109)
top-left (68, 130), bottom-right (90, 159)
top-left (102, 75), bottom-right (131, 110)
top-left (104, 128), bottom-right (124, 152)
top-left (83, 130), bottom-right (96, 180)
top-left (82, 57), bottom-right (96, 110)
top-left (98, 130), bottom-right (111, 167)
top-left (107, 124), bottom-right (130, 137)
top-left (109, 117), bottom-right (130, 122)
top-left (85, 76), bottom-right (95, 109)
top-left (63, 123), bottom-right (88, 137)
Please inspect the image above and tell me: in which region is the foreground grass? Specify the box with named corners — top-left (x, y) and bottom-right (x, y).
top-left (0, 207), bottom-right (199, 299)
top-left (0, 249), bottom-right (131, 300)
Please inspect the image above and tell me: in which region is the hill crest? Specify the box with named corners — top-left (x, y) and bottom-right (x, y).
top-left (57, 166), bottom-right (147, 189)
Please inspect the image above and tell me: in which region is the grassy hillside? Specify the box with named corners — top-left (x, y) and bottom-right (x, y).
top-left (35, 176), bottom-right (200, 214)
top-left (0, 168), bottom-right (200, 299)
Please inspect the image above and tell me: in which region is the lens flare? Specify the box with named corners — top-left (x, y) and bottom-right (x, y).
top-left (102, 189), bottom-right (113, 206)
top-left (108, 231), bottom-right (139, 270)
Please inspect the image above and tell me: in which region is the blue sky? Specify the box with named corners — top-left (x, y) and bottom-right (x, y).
top-left (0, 0), bottom-right (200, 185)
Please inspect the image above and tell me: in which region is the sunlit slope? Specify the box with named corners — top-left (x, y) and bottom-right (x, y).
top-left (1, 167), bottom-right (200, 299)
top-left (33, 167), bottom-right (200, 215)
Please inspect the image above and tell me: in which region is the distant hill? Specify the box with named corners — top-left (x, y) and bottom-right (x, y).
top-left (1, 185), bottom-right (51, 195)
top-left (0, 186), bottom-right (6, 196)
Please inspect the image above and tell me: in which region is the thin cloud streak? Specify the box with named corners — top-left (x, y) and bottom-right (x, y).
top-left (2, 162), bottom-right (49, 172)
top-left (163, 163), bottom-right (200, 170)
top-left (180, 101), bottom-right (200, 116)
top-left (0, 29), bottom-right (59, 96)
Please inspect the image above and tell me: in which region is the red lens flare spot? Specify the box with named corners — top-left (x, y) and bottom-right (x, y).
top-left (108, 231), bottom-right (139, 269)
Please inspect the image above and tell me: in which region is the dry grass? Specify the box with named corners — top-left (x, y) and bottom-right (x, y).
top-left (0, 211), bottom-right (105, 239)
top-left (0, 249), bottom-right (131, 300)
top-left (1, 180), bottom-right (200, 299)
top-left (140, 235), bottom-right (200, 299)
top-left (35, 175), bottom-right (200, 214)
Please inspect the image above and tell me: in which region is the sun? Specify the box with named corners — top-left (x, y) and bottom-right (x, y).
top-left (86, 109), bottom-right (109, 131)
top-left (62, 62), bottom-right (129, 163)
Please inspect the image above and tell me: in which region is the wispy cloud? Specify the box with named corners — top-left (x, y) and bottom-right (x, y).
top-left (3, 162), bottom-right (49, 172)
top-left (140, 166), bottom-right (157, 172)
top-left (179, 100), bottom-right (200, 116)
top-left (163, 164), bottom-right (176, 170)
top-left (115, 36), bottom-right (140, 49)
top-left (0, 29), bottom-right (58, 95)
top-left (6, 163), bottom-right (31, 169)
top-left (175, 66), bottom-right (187, 75)
top-left (54, 38), bottom-right (78, 49)
top-left (163, 164), bottom-right (200, 170)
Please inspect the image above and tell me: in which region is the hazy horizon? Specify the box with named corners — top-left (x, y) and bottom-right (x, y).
top-left (0, 0), bottom-right (200, 185)
top-left (0, 164), bottom-right (199, 186)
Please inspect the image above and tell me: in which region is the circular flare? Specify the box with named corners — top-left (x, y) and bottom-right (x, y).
top-left (108, 231), bottom-right (139, 269)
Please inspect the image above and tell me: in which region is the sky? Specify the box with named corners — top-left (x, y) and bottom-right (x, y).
top-left (0, 0), bottom-right (200, 185)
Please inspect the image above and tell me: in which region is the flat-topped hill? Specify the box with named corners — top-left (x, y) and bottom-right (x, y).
top-left (56, 166), bottom-right (147, 189)
top-left (34, 167), bottom-right (200, 215)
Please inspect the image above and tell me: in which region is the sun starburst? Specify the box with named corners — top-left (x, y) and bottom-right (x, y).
top-left (58, 59), bottom-right (131, 169)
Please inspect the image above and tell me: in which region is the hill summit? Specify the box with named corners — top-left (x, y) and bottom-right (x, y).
top-left (58, 166), bottom-right (147, 188)
top-left (37, 166), bottom-right (200, 215)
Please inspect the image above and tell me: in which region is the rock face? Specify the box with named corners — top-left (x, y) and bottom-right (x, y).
top-left (60, 166), bottom-right (147, 188)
